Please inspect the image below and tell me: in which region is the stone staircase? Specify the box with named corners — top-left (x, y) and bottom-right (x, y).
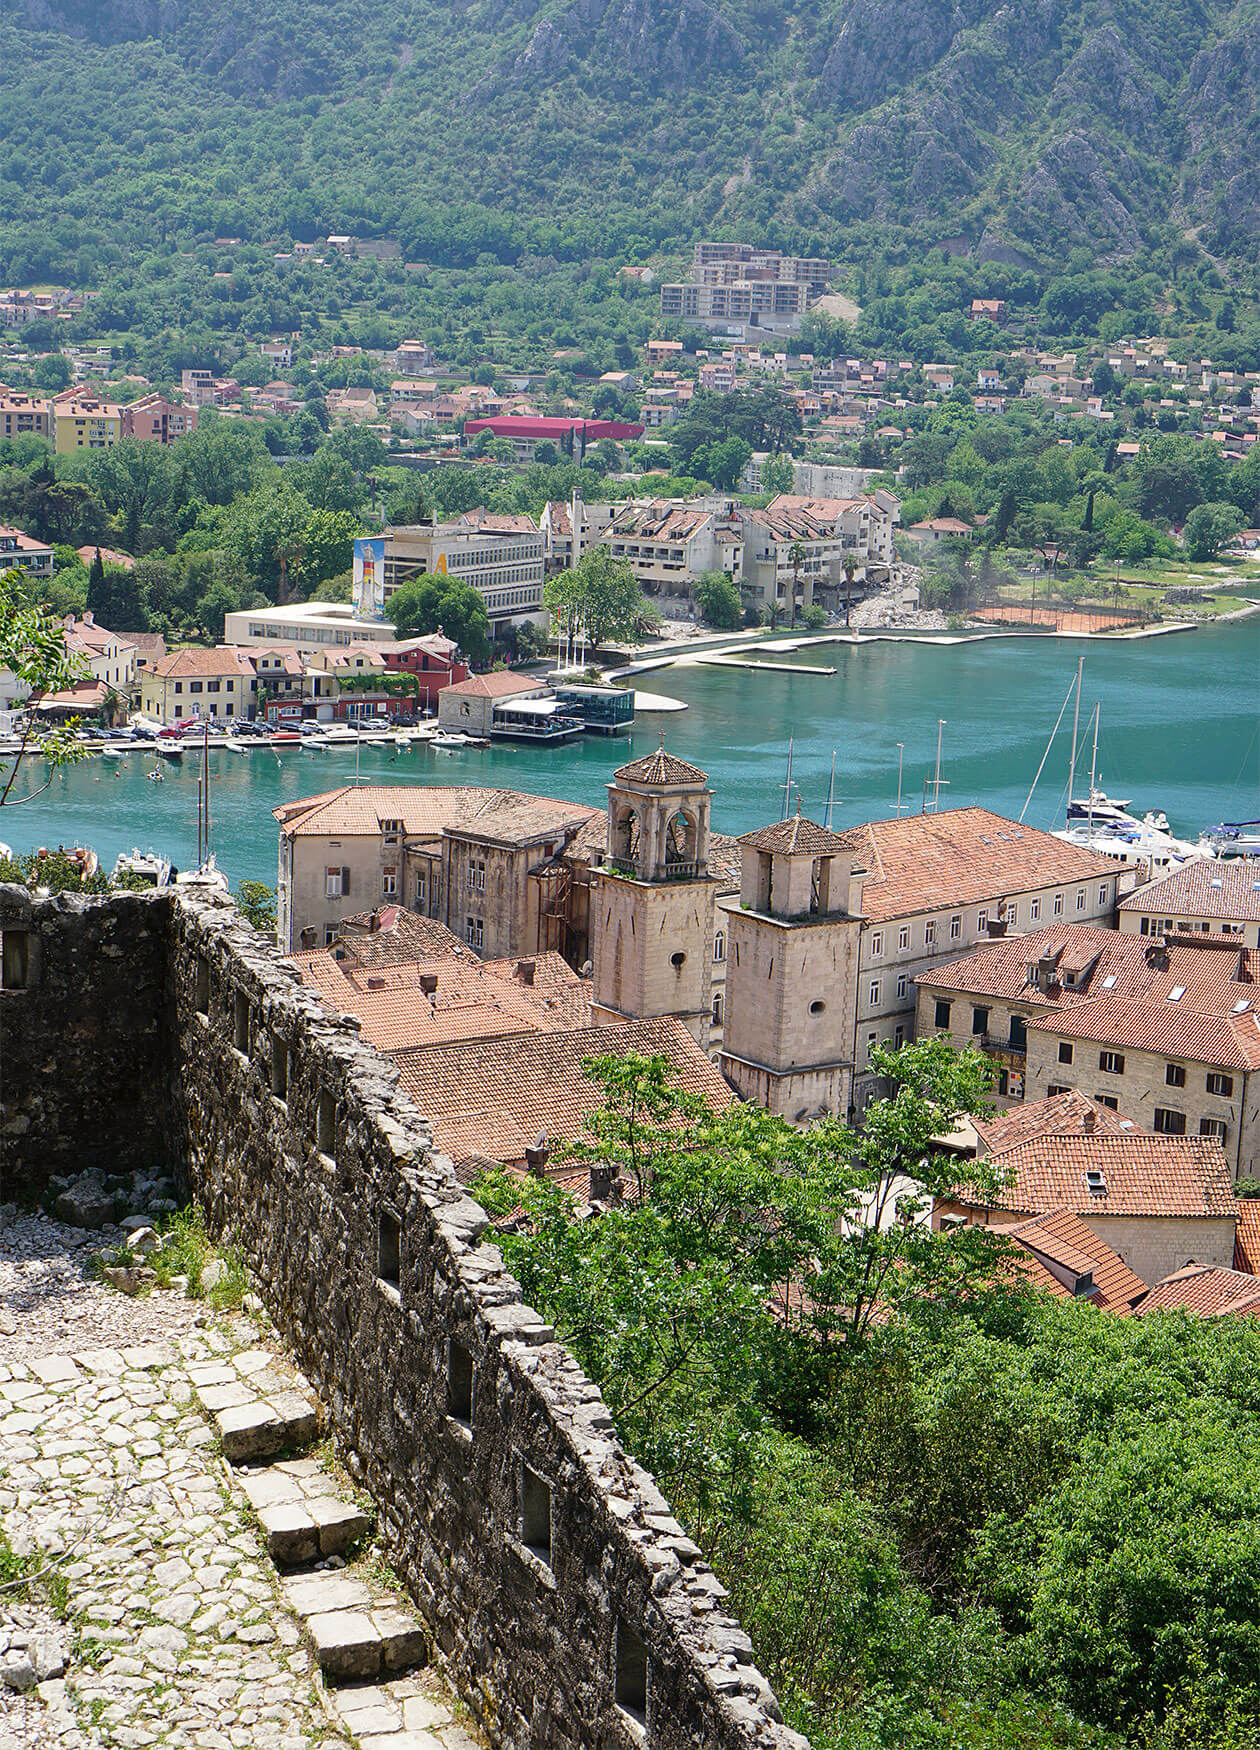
top-left (191, 1343), bottom-right (481, 1749)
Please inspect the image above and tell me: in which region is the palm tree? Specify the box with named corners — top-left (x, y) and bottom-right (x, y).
top-left (788, 539), bottom-right (805, 628)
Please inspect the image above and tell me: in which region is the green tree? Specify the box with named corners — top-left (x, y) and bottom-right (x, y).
top-left (759, 453), bottom-right (795, 497)
top-left (235, 880), bottom-right (277, 934)
top-left (0, 568), bottom-right (88, 808)
top-left (544, 548), bottom-right (644, 649)
top-left (693, 569), bottom-right (742, 629)
top-left (386, 574), bottom-right (491, 665)
top-left (1182, 500), bottom-right (1245, 561)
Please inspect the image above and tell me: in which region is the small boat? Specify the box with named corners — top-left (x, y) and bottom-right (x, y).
top-left (1054, 819), bottom-right (1212, 873)
top-left (101, 747), bottom-right (123, 763)
top-left (429, 730), bottom-right (471, 749)
top-left (156, 742), bottom-right (182, 761)
top-left (226, 737), bottom-right (248, 754)
top-left (270, 731), bottom-right (301, 747)
top-left (1065, 788), bottom-right (1135, 827)
top-left (113, 848), bottom-right (172, 887)
top-left (393, 732), bottom-right (410, 748)
top-left (320, 726), bottom-right (359, 744)
top-left (1203, 819), bottom-right (1260, 859)
top-left (305, 739), bottom-right (329, 753)
top-left (175, 854), bottom-right (230, 896)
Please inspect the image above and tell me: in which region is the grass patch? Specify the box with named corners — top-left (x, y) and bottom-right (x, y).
top-left (0, 1523), bottom-right (70, 1619)
top-left (91, 1204), bottom-right (250, 1311)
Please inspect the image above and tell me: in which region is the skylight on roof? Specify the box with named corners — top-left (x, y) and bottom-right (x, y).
top-left (1210, 877), bottom-right (1223, 888)
top-left (1167, 986), bottom-right (1186, 1001)
top-left (1085, 1169), bottom-right (1106, 1194)
top-left (1234, 999), bottom-right (1252, 1014)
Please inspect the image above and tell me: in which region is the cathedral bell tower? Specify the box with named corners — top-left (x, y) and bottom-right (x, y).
top-left (719, 813), bottom-right (864, 1123)
top-left (590, 742), bottom-right (719, 1049)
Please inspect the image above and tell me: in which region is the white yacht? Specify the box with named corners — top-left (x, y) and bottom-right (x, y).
top-left (1053, 817), bottom-right (1211, 873)
top-left (112, 848), bottom-right (173, 888)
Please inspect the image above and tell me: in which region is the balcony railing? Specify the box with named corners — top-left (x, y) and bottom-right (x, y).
top-left (979, 1033), bottom-right (1027, 1060)
top-left (604, 857), bottom-right (700, 882)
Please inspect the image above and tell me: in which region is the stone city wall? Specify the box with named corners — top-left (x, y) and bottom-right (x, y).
top-left (0, 885), bottom-right (806, 1750)
top-left (0, 885), bottom-right (177, 1191)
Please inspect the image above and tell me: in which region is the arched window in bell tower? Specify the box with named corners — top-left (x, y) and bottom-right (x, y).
top-left (665, 808), bottom-right (697, 870)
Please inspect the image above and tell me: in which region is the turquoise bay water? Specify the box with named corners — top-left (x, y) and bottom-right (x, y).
top-left (3, 622), bottom-right (1257, 888)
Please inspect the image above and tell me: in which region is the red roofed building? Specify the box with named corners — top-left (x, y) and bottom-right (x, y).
top-left (463, 415), bottom-right (643, 462)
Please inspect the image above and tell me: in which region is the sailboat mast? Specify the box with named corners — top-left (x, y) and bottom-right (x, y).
top-left (894, 742), bottom-right (904, 816)
top-left (1088, 704), bottom-right (1099, 829)
top-left (1067, 656), bottom-right (1084, 807)
top-left (932, 719), bottom-right (945, 811)
top-left (782, 736), bottom-right (794, 821)
top-left (825, 750), bottom-right (836, 829)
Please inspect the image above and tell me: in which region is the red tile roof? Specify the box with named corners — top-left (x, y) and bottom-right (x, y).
top-left (1134, 1264), bottom-right (1260, 1318)
top-left (975, 1088), bottom-right (1133, 1151)
top-left (738, 816), bottom-right (851, 857)
top-left (1234, 1200), bottom-right (1260, 1273)
top-left (151, 645), bottom-right (256, 680)
top-left (838, 809), bottom-right (1114, 924)
top-left (443, 672), bottom-right (548, 699)
top-left (292, 943), bottom-right (589, 1053)
top-left (1119, 861), bottom-right (1260, 924)
top-left (955, 1131), bottom-right (1236, 1220)
top-left (1028, 992), bottom-right (1260, 1071)
top-left (997, 1209), bottom-right (1147, 1313)
top-left (274, 784), bottom-right (595, 845)
top-left (614, 747), bottom-right (708, 786)
top-left (393, 1015), bottom-right (733, 1169)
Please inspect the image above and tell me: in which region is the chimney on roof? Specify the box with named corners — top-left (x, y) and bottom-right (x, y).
top-left (588, 1162), bottom-right (615, 1202)
top-left (516, 958), bottom-right (536, 985)
top-left (524, 1134), bottom-right (549, 1177)
top-left (987, 917), bottom-right (1008, 938)
top-left (367, 975), bottom-right (385, 990)
top-left (1084, 1107), bottom-right (1096, 1133)
top-left (419, 972), bottom-right (438, 997)
top-left (369, 910), bottom-right (381, 932)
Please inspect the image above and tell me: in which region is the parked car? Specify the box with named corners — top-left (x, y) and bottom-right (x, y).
top-left (157, 724), bottom-right (184, 739)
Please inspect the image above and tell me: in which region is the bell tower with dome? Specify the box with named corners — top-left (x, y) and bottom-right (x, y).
top-left (590, 741), bottom-right (719, 1049)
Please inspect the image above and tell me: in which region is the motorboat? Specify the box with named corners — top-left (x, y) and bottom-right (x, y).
top-left (320, 725), bottom-right (360, 744)
top-left (155, 742), bottom-right (183, 761)
top-left (1203, 819), bottom-right (1260, 859)
top-left (429, 730), bottom-right (471, 749)
top-left (1054, 818), bottom-right (1212, 874)
top-left (362, 734), bottom-right (389, 748)
top-left (1065, 788), bottom-right (1135, 826)
top-left (101, 747), bottom-right (123, 762)
top-left (270, 730), bottom-right (302, 746)
top-left (113, 848), bottom-right (173, 888)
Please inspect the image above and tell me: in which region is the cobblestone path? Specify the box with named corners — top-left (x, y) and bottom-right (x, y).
top-left (0, 1323), bottom-right (477, 1750)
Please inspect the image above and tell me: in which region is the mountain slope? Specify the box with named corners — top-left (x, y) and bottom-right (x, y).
top-left (0, 0), bottom-right (1256, 282)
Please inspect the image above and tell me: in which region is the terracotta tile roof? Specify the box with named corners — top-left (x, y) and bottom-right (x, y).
top-left (481, 953), bottom-right (594, 1028)
top-left (460, 509), bottom-right (540, 534)
top-left (975, 1088), bottom-right (1133, 1151)
top-left (1119, 861), bottom-right (1260, 924)
top-left (291, 944), bottom-right (588, 1053)
top-left (1028, 992), bottom-right (1260, 1071)
top-left (955, 1131), bottom-right (1236, 1220)
top-left (1234, 1200), bottom-right (1260, 1273)
top-left (274, 784), bottom-right (593, 844)
top-left (767, 494), bottom-right (873, 519)
top-left (606, 501), bottom-right (714, 543)
top-left (997, 1208), bottom-right (1147, 1313)
top-left (334, 907), bottom-right (466, 965)
top-left (614, 746), bottom-right (708, 787)
top-left (1134, 1264), bottom-right (1260, 1318)
top-left (393, 1015), bottom-right (733, 1169)
top-left (443, 672), bottom-right (548, 699)
top-left (919, 925), bottom-right (1150, 1004)
top-left (544, 501), bottom-right (572, 536)
top-left (837, 808), bottom-right (1114, 924)
top-left (151, 645), bottom-right (256, 680)
top-left (923, 926), bottom-right (1260, 1067)
top-left (738, 816), bottom-right (851, 858)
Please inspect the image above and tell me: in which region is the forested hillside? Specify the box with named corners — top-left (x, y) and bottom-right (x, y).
top-left (1, 0), bottom-right (1258, 289)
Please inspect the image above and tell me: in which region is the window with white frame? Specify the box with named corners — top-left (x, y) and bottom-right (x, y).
top-left (466, 916), bottom-right (484, 949)
top-left (382, 866), bottom-right (397, 896)
top-left (1054, 893), bottom-right (1063, 916)
top-left (325, 867), bottom-right (343, 899)
top-left (1030, 898), bottom-right (1041, 921)
top-left (870, 931), bottom-right (883, 958)
top-left (869, 980), bottom-right (881, 1006)
top-left (468, 858), bottom-right (486, 891)
top-left (898, 926), bottom-right (909, 951)
top-left (896, 974), bottom-right (907, 1000)
top-left (414, 872), bottom-right (426, 905)
top-left (1076, 888), bottom-right (1086, 910)
top-left (1098, 884), bottom-right (1109, 906)
top-left (713, 932), bottom-right (725, 963)
top-left (924, 921), bottom-right (936, 947)
top-left (950, 914), bottom-right (961, 939)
